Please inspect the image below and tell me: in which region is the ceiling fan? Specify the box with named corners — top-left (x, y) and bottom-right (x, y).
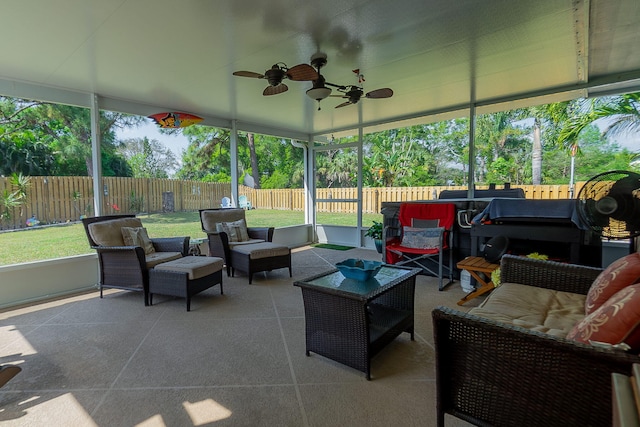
top-left (332, 85), bottom-right (394, 109)
top-left (304, 55), bottom-right (394, 110)
top-left (232, 62), bottom-right (318, 96)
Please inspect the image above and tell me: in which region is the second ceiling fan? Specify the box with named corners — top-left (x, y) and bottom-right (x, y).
top-left (305, 53), bottom-right (394, 110)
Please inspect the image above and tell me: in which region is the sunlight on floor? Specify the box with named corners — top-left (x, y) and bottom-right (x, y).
top-left (136, 414), bottom-right (167, 426)
top-left (3, 393), bottom-right (99, 425)
top-left (184, 399), bottom-right (232, 425)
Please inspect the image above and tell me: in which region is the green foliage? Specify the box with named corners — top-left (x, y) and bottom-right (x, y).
top-left (0, 173), bottom-right (30, 222)
top-left (128, 190), bottom-right (144, 213)
top-left (0, 96), bottom-right (141, 177)
top-left (261, 170), bottom-right (291, 189)
top-left (364, 221), bottom-right (383, 240)
top-left (175, 126), bottom-right (233, 180)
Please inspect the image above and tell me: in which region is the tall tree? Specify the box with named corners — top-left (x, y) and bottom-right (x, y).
top-left (246, 133), bottom-right (261, 188)
top-left (118, 137), bottom-right (178, 178)
top-left (517, 102), bottom-right (571, 185)
top-left (474, 112), bottom-right (529, 184)
top-left (175, 126), bottom-right (237, 182)
top-left (41, 104), bottom-right (143, 176)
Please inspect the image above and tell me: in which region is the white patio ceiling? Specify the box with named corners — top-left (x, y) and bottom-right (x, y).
top-left (0, 0), bottom-right (639, 140)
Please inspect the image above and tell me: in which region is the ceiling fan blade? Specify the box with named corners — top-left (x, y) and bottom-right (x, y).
top-left (366, 88), bottom-right (393, 99)
top-left (286, 64), bottom-right (319, 81)
top-left (233, 71), bottom-right (265, 79)
top-left (263, 83), bottom-right (288, 96)
top-left (335, 101), bottom-right (353, 108)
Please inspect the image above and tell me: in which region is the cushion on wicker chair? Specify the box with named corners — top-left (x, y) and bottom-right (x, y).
top-left (154, 256), bottom-right (224, 280)
top-left (568, 283), bottom-right (640, 350)
top-left (145, 251), bottom-right (183, 268)
top-left (231, 242), bottom-right (289, 260)
top-left (216, 219), bottom-right (249, 242)
top-left (201, 209), bottom-right (246, 232)
top-left (121, 227), bottom-right (156, 254)
top-left (88, 217), bottom-right (143, 246)
top-left (228, 239), bottom-right (265, 247)
top-left (585, 252), bottom-right (640, 315)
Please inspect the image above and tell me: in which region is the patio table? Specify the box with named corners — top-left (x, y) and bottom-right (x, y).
top-left (294, 264), bottom-right (420, 380)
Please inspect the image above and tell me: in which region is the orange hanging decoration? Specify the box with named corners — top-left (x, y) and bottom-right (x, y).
top-left (148, 112), bottom-right (203, 128)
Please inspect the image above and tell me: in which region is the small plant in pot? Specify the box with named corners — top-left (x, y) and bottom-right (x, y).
top-left (365, 221), bottom-right (384, 253)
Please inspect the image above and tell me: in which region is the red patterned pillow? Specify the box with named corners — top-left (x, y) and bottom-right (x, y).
top-left (585, 253), bottom-right (640, 315)
top-left (569, 284), bottom-right (640, 351)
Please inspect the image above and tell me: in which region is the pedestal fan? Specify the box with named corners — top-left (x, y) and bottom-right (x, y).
top-left (576, 170), bottom-right (640, 264)
top-left (576, 170), bottom-right (640, 240)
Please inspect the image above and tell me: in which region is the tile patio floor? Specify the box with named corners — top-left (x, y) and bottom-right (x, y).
top-left (0, 246), bottom-right (480, 426)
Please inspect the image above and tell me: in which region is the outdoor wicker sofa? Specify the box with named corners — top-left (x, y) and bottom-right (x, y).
top-left (433, 254), bottom-right (640, 427)
top-left (82, 214), bottom-right (189, 306)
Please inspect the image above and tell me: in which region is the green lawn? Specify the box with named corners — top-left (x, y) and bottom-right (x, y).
top-left (0, 210), bottom-right (381, 266)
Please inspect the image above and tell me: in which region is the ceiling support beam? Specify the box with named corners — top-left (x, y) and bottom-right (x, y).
top-left (572, 0), bottom-right (590, 84)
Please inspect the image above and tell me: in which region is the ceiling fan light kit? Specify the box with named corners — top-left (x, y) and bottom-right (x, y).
top-left (306, 86), bottom-right (332, 101)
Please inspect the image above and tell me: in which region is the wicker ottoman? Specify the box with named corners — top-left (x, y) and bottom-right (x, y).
top-left (229, 242), bottom-right (291, 284)
top-left (149, 256), bottom-right (224, 311)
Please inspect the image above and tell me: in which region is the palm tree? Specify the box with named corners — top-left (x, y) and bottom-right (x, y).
top-left (516, 102), bottom-right (571, 185)
top-left (559, 92), bottom-right (640, 148)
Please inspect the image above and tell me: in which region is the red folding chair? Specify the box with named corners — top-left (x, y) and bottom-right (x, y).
top-left (384, 203), bottom-right (455, 290)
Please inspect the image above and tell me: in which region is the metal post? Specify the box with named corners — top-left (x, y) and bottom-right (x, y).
top-left (467, 103), bottom-right (476, 199)
top-left (569, 144), bottom-right (577, 198)
top-left (230, 120), bottom-right (239, 206)
top-left (90, 94), bottom-right (103, 216)
top-left (357, 106), bottom-right (364, 247)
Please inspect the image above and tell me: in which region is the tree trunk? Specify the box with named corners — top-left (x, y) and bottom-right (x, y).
top-left (86, 157), bottom-right (93, 177)
top-left (247, 133), bottom-right (260, 189)
top-left (532, 118), bottom-right (542, 185)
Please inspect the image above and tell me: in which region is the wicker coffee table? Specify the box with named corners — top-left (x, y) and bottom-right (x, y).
top-left (294, 265), bottom-right (420, 380)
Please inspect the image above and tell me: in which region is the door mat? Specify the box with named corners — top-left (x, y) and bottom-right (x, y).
top-left (312, 244), bottom-right (355, 251)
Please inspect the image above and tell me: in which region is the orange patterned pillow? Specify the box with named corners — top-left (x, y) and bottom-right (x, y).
top-left (569, 284), bottom-right (640, 351)
top-left (585, 253), bottom-right (640, 315)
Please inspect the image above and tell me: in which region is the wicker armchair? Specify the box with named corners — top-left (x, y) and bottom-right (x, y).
top-left (432, 255), bottom-right (640, 427)
top-left (199, 208), bottom-right (273, 276)
top-left (82, 215), bottom-right (189, 306)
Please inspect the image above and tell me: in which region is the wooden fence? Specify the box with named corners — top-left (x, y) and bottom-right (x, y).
top-left (0, 176), bottom-right (230, 230)
top-left (242, 183), bottom-right (584, 214)
top-left (0, 175), bottom-right (586, 230)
